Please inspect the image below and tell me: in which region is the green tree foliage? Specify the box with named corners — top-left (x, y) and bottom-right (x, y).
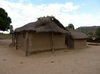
top-left (68, 23), bottom-right (75, 29)
top-left (0, 8), bottom-right (12, 31)
top-left (96, 28), bottom-right (100, 39)
top-left (88, 32), bottom-right (93, 37)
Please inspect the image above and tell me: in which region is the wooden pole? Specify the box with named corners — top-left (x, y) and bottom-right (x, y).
top-left (12, 33), bottom-right (15, 46)
top-left (51, 33), bottom-right (54, 52)
top-left (9, 33), bottom-right (15, 46)
top-left (13, 33), bottom-right (16, 46)
top-left (16, 33), bottom-right (18, 50)
top-left (25, 32), bottom-right (29, 56)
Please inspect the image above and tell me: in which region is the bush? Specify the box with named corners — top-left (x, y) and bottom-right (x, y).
top-left (87, 37), bottom-right (100, 43)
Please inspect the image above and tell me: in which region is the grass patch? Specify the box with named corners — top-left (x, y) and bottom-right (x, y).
top-left (0, 33), bottom-right (12, 39)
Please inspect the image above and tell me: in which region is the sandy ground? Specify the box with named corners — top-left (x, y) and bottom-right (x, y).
top-left (0, 39), bottom-right (100, 74)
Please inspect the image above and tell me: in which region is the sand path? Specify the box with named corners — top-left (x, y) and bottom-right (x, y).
top-left (0, 39), bottom-right (100, 74)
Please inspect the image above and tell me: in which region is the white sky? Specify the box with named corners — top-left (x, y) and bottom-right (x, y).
top-left (0, 0), bottom-right (100, 30)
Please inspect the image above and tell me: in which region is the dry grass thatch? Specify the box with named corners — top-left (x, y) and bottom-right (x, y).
top-left (68, 29), bottom-right (88, 39)
top-left (15, 16), bottom-right (68, 34)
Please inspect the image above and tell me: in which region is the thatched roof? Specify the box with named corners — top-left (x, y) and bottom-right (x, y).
top-left (15, 16), bottom-right (68, 33)
top-left (68, 29), bottom-right (88, 39)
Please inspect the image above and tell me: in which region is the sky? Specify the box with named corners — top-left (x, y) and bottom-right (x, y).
top-left (0, 0), bottom-right (100, 30)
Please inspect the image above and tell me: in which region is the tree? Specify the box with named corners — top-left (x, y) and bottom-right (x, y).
top-left (88, 32), bottom-right (93, 37)
top-left (96, 28), bottom-right (100, 39)
top-left (0, 8), bottom-right (12, 31)
top-left (67, 23), bottom-right (75, 29)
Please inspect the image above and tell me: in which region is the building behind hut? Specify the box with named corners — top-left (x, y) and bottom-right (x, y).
top-left (65, 29), bottom-right (88, 49)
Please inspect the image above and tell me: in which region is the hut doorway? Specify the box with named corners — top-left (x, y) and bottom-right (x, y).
top-left (65, 35), bottom-right (74, 49)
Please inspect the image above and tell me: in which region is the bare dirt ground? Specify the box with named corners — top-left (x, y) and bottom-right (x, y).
top-left (0, 39), bottom-right (100, 74)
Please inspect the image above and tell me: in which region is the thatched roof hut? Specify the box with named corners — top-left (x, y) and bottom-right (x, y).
top-left (65, 29), bottom-right (88, 49)
top-left (15, 16), bottom-right (68, 56)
